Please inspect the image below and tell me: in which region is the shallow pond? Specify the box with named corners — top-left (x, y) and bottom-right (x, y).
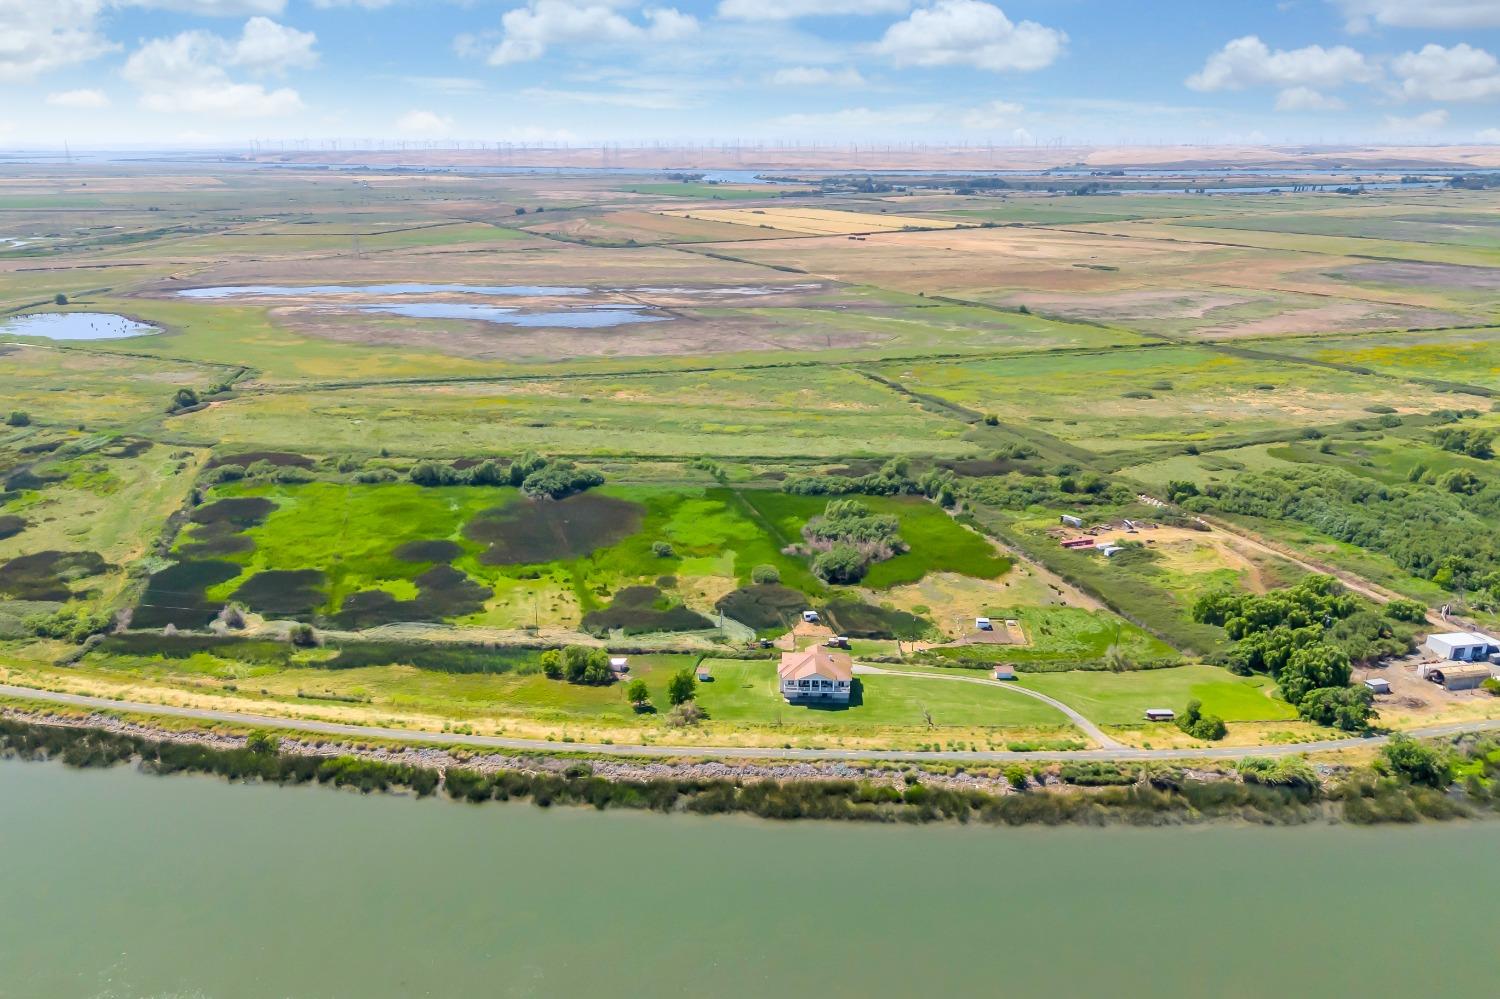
top-left (355, 302), bottom-right (667, 328)
top-left (0, 312), bottom-right (159, 340)
top-left (2, 757), bottom-right (1498, 998)
top-left (177, 282), bottom-right (589, 298)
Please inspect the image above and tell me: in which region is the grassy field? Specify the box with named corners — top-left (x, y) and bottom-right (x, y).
top-left (1022, 664), bottom-right (1297, 725)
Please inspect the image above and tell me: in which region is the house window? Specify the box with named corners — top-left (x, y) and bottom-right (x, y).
top-left (799, 680), bottom-right (810, 689)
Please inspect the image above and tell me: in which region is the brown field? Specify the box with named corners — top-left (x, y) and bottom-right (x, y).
top-left (661, 206), bottom-right (973, 235)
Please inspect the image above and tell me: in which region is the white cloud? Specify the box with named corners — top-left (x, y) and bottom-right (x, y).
top-left (130, 1), bottom-right (287, 13)
top-left (768, 65), bottom-right (865, 86)
top-left (960, 98), bottom-right (1023, 129)
top-left (1477, 127), bottom-right (1500, 142)
top-left (487, 2), bottom-right (699, 66)
top-left (874, 0), bottom-right (1066, 73)
top-left (1188, 36), bottom-right (1376, 93)
top-left (123, 18), bottom-right (317, 117)
top-left (717, 0), bottom-right (910, 20)
top-left (0, 0), bottom-right (117, 82)
top-left (523, 86), bottom-right (689, 109)
top-left (46, 88), bottom-right (112, 109)
top-left (771, 105), bottom-right (942, 129)
top-left (1275, 86), bottom-right (1346, 111)
top-left (1335, 0), bottom-right (1500, 31)
top-left (395, 109), bottom-right (453, 136)
top-left (1384, 108), bottom-right (1450, 131)
top-left (1393, 43), bottom-right (1500, 102)
top-left (401, 75), bottom-right (485, 95)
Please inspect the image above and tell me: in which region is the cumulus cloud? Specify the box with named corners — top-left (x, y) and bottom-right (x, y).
top-left (487, 2), bottom-right (699, 66)
top-left (395, 109), bottom-right (454, 136)
top-left (1274, 86), bottom-right (1346, 111)
top-left (0, 0), bottom-right (117, 82)
top-left (1478, 127), bottom-right (1500, 142)
top-left (874, 0), bottom-right (1066, 73)
top-left (1393, 43), bottom-right (1500, 102)
top-left (718, 0), bottom-right (910, 20)
top-left (1335, 0), bottom-right (1500, 31)
top-left (46, 88), bottom-right (112, 109)
top-left (1188, 36), bottom-right (1376, 93)
top-left (768, 65), bottom-right (866, 86)
top-left (123, 17), bottom-right (317, 117)
top-left (1384, 108), bottom-right (1450, 131)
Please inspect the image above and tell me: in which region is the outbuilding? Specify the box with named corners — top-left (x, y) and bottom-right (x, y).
top-left (976, 616), bottom-right (993, 631)
top-left (801, 610), bottom-right (821, 624)
top-left (608, 657), bottom-right (630, 674)
top-left (1427, 662), bottom-right (1492, 691)
top-left (1424, 632), bottom-right (1497, 662)
top-left (1364, 677), bottom-right (1392, 695)
top-left (1060, 515), bottom-right (1084, 529)
top-left (1144, 708), bottom-right (1176, 722)
top-left (993, 664), bottom-right (1016, 681)
top-left (695, 662), bottom-right (712, 682)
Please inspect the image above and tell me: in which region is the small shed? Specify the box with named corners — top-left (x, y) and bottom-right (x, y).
top-left (1364, 677), bottom-right (1391, 695)
top-left (608, 656), bottom-right (630, 674)
top-left (1145, 708), bottom-right (1176, 722)
top-left (1061, 537), bottom-right (1095, 549)
top-left (1060, 514), bottom-right (1084, 529)
top-left (993, 664), bottom-right (1016, 681)
top-left (695, 662), bottom-right (712, 682)
top-left (975, 616), bottom-right (993, 631)
top-left (1097, 544), bottom-right (1123, 558)
top-left (802, 609), bottom-right (821, 623)
top-left (1428, 662), bottom-right (1492, 691)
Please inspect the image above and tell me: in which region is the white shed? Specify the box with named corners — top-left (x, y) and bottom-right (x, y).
top-left (1425, 632), bottom-right (1496, 662)
top-left (1364, 677), bottom-right (1391, 695)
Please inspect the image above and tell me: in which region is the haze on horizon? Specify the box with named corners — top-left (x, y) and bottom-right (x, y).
top-left (2, 1), bottom-right (1499, 150)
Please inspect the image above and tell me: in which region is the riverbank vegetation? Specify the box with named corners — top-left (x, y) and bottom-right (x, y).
top-left (3, 714), bottom-right (1498, 827)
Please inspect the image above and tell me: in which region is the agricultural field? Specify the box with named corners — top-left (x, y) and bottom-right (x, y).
top-left (5, 162), bottom-right (1500, 748)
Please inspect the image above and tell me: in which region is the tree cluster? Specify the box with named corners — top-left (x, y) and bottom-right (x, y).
top-left (1193, 576), bottom-right (1391, 731)
top-left (541, 645), bottom-right (614, 685)
top-left (408, 451), bottom-right (604, 499)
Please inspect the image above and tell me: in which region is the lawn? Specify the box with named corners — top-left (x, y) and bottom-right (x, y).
top-left (696, 659), bottom-right (1072, 730)
top-left (1022, 664), bottom-right (1296, 726)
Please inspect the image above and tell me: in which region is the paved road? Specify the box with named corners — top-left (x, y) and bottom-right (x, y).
top-left (6, 682), bottom-right (1499, 763)
top-left (853, 664), bottom-right (1125, 749)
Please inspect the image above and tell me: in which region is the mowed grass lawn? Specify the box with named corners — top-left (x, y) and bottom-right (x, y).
top-left (696, 659), bottom-right (1071, 730)
top-left (1022, 665), bottom-right (1295, 726)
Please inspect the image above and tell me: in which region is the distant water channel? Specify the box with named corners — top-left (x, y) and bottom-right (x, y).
top-left (355, 302), bottom-right (667, 328)
top-left (177, 283), bottom-right (590, 298)
top-left (1, 758), bottom-right (1496, 998)
top-left (0, 312), bottom-right (159, 340)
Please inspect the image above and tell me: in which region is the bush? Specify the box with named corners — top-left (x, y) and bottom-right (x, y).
top-left (245, 730), bottom-right (280, 755)
top-left (26, 605), bottom-right (112, 644)
top-left (1379, 734), bottom-right (1452, 789)
top-left (1177, 699), bottom-right (1227, 741)
top-left (167, 388), bottom-right (199, 413)
top-left (651, 541), bottom-right (674, 558)
top-left (289, 623), bottom-right (318, 648)
top-left (812, 543), bottom-right (868, 584)
top-left (666, 701), bottom-right (706, 727)
top-left (750, 564), bottom-right (780, 585)
top-left (1384, 599), bottom-right (1427, 623)
top-left (5, 410), bottom-right (30, 427)
top-left (1003, 765), bottom-right (1028, 791)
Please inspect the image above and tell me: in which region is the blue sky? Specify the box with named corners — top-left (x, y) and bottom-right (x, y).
top-left (2, 1), bottom-right (1499, 148)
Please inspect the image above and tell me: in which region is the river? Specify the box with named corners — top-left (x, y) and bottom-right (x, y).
top-left (0, 758), bottom-right (1494, 998)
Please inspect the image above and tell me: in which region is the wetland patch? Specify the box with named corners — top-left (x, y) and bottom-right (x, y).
top-left (465, 493), bottom-right (644, 565)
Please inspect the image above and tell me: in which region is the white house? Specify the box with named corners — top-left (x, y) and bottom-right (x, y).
top-left (779, 646), bottom-right (854, 704)
top-left (1424, 632), bottom-right (1497, 662)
